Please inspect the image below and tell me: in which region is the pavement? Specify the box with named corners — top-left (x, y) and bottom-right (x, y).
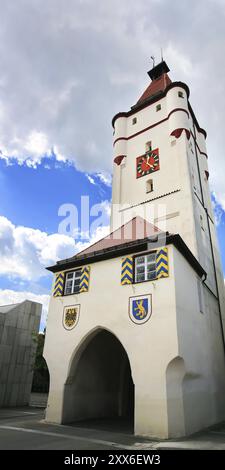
top-left (0, 407), bottom-right (225, 450)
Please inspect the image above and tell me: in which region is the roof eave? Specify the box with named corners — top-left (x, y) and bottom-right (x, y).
top-left (46, 233), bottom-right (206, 279)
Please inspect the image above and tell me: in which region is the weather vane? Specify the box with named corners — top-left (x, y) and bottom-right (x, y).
top-left (150, 55), bottom-right (155, 67)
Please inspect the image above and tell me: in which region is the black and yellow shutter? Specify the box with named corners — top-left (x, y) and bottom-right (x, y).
top-left (121, 256), bottom-right (133, 285)
top-left (79, 266), bottom-right (91, 292)
top-left (53, 272), bottom-right (65, 297)
top-left (156, 247), bottom-right (169, 278)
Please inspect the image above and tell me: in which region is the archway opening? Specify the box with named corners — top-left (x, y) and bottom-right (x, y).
top-left (63, 329), bottom-right (134, 433)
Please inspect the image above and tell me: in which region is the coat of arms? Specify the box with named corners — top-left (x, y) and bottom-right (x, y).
top-left (63, 305), bottom-right (80, 330)
top-left (129, 295), bottom-right (152, 324)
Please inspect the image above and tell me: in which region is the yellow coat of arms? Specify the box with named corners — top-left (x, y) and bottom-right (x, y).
top-left (63, 305), bottom-right (80, 330)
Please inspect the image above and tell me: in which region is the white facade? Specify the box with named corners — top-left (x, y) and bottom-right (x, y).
top-left (44, 63), bottom-right (225, 438)
top-left (111, 79), bottom-right (225, 336)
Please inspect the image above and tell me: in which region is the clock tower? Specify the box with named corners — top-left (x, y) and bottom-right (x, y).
top-left (111, 60), bottom-right (225, 334)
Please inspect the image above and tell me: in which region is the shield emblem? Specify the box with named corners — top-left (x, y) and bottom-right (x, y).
top-left (129, 295), bottom-right (152, 324)
top-left (63, 305), bottom-right (80, 330)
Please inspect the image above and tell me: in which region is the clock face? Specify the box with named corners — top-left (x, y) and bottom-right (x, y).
top-left (136, 148), bottom-right (160, 178)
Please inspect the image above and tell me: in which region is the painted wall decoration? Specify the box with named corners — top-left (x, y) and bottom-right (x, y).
top-left (136, 148), bottom-right (159, 178)
top-left (156, 247), bottom-right (169, 278)
top-left (129, 294), bottom-right (152, 324)
top-left (79, 266), bottom-right (91, 292)
top-left (121, 256), bottom-right (133, 285)
top-left (170, 128), bottom-right (190, 140)
top-left (53, 272), bottom-right (65, 297)
top-left (63, 305), bottom-right (80, 330)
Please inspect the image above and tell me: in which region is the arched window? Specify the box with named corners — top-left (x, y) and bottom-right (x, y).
top-left (146, 179), bottom-right (153, 193)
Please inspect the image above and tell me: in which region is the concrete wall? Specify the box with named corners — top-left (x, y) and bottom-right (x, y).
top-left (0, 300), bottom-right (41, 407)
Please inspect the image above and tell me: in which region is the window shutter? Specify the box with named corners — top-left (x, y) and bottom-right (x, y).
top-left (121, 256), bottom-right (133, 285)
top-left (53, 272), bottom-right (65, 297)
top-left (79, 266), bottom-right (91, 292)
top-left (156, 247), bottom-right (169, 279)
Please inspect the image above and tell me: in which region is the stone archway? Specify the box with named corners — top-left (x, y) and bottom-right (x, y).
top-left (62, 329), bottom-right (134, 432)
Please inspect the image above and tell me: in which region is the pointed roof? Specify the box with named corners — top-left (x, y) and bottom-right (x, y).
top-left (73, 216), bottom-right (161, 259)
top-left (137, 73), bottom-right (171, 105)
top-left (137, 60), bottom-right (172, 105)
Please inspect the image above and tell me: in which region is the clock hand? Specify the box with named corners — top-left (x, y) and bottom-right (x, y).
top-left (146, 155), bottom-right (153, 168)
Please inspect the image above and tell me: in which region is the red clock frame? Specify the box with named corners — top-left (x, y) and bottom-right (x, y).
top-left (136, 148), bottom-right (160, 178)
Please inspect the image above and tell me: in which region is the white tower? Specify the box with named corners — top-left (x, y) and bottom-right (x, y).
top-left (111, 60), bottom-right (225, 337)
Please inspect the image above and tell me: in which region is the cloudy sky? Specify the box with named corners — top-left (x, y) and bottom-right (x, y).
top-left (0, 0), bottom-right (225, 329)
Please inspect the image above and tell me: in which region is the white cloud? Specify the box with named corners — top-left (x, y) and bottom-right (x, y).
top-left (96, 172), bottom-right (112, 187)
top-left (75, 224), bottom-right (110, 254)
top-left (211, 195), bottom-right (224, 226)
top-left (0, 213), bottom-right (110, 281)
top-left (0, 0), bottom-right (224, 204)
top-left (86, 174), bottom-right (96, 185)
top-left (0, 289), bottom-right (50, 331)
top-left (0, 215), bottom-right (77, 280)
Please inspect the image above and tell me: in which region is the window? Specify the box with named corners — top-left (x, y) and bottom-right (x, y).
top-left (135, 253), bottom-right (157, 283)
top-left (64, 269), bottom-right (82, 295)
top-left (178, 91), bottom-right (184, 98)
top-left (146, 179), bottom-right (153, 193)
top-left (145, 141), bottom-right (152, 152)
top-left (132, 117), bottom-right (137, 125)
top-left (156, 104), bottom-right (161, 112)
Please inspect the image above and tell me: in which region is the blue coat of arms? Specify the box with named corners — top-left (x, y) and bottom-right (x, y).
top-left (129, 295), bottom-right (152, 324)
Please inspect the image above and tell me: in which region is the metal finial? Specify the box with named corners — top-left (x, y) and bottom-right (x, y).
top-left (150, 55), bottom-right (155, 67)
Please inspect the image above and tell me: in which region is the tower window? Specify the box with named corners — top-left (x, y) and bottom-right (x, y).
top-left (178, 91), bottom-right (184, 98)
top-left (146, 179), bottom-right (153, 193)
top-left (145, 141), bottom-right (152, 152)
top-left (132, 117), bottom-right (137, 125)
top-left (135, 253), bottom-right (157, 283)
top-left (156, 104), bottom-right (161, 112)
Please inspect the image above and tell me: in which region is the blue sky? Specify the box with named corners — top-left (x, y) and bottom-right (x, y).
top-left (213, 198), bottom-right (225, 273)
top-left (0, 0), bottom-right (225, 330)
top-left (0, 157), bottom-right (111, 235)
top-left (0, 156), bottom-right (112, 328)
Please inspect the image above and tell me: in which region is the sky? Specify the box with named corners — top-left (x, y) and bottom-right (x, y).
top-left (0, 0), bottom-right (225, 329)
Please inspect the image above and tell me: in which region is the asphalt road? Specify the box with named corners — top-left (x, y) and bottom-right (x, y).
top-left (0, 407), bottom-right (225, 450)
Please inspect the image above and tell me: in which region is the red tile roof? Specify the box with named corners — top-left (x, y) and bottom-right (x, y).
top-left (137, 73), bottom-right (171, 105)
top-left (74, 216), bottom-right (161, 258)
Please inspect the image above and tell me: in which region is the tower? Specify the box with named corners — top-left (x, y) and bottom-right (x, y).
top-left (111, 60), bottom-right (225, 338)
top-left (44, 60), bottom-right (225, 439)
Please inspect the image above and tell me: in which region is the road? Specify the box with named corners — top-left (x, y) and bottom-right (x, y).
top-left (0, 407), bottom-right (225, 450)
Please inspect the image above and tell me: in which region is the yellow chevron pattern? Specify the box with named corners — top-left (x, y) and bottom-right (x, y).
top-left (79, 266), bottom-right (90, 292)
top-left (156, 248), bottom-right (169, 279)
top-left (53, 272), bottom-right (65, 297)
top-left (121, 256), bottom-right (133, 285)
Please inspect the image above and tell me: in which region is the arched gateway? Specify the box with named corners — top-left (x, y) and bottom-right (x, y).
top-left (62, 329), bottom-right (134, 430)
